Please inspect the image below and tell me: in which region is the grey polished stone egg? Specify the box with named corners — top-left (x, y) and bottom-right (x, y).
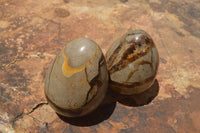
top-left (106, 30), bottom-right (159, 95)
top-left (45, 38), bottom-right (108, 117)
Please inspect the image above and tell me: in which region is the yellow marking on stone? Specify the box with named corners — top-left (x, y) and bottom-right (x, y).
top-left (62, 48), bottom-right (99, 77)
top-left (91, 47), bottom-right (99, 62)
top-left (83, 47), bottom-right (99, 67)
top-left (62, 50), bottom-right (86, 77)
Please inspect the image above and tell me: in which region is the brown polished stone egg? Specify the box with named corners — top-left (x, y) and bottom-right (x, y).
top-left (44, 38), bottom-right (108, 117)
top-left (106, 30), bottom-right (159, 95)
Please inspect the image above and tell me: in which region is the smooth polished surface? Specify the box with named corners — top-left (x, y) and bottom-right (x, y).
top-left (45, 38), bottom-right (108, 117)
top-left (0, 0), bottom-right (200, 132)
top-left (106, 30), bottom-right (159, 94)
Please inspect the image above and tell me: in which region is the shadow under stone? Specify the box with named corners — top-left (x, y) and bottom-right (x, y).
top-left (58, 91), bottom-right (116, 127)
top-left (110, 79), bottom-right (160, 107)
top-left (58, 79), bottom-right (159, 126)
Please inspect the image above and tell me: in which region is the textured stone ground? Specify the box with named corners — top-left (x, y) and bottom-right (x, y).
top-left (0, 0), bottom-right (200, 132)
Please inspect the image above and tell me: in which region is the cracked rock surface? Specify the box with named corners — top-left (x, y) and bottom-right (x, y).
top-left (0, 0), bottom-right (200, 132)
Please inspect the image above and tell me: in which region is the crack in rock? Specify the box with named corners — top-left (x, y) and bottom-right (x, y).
top-left (11, 102), bottom-right (48, 128)
top-left (11, 112), bottom-right (24, 128)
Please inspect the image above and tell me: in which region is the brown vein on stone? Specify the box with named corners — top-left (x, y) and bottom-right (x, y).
top-left (110, 74), bottom-right (155, 89)
top-left (84, 66), bottom-right (92, 103)
top-left (107, 32), bottom-right (137, 69)
top-left (99, 54), bottom-right (105, 67)
top-left (109, 45), bottom-right (152, 74)
top-left (109, 35), bottom-right (153, 74)
top-left (122, 42), bottom-right (136, 59)
top-left (107, 35), bottom-right (128, 69)
top-left (107, 41), bottom-right (123, 69)
top-left (125, 68), bottom-right (139, 82)
top-left (85, 54), bottom-right (103, 103)
top-left (135, 60), bottom-right (153, 69)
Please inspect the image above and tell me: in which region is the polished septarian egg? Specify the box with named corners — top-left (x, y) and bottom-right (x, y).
top-left (106, 30), bottom-right (159, 95)
top-left (45, 38), bottom-right (108, 117)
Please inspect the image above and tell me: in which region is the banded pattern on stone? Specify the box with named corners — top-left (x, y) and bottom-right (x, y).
top-left (45, 38), bottom-right (108, 117)
top-left (106, 30), bottom-right (159, 95)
